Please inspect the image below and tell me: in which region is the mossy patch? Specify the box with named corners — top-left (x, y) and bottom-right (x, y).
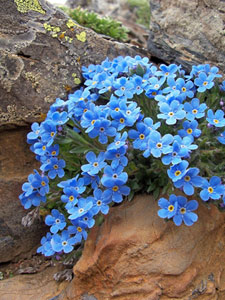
top-left (14, 0), bottom-right (45, 14)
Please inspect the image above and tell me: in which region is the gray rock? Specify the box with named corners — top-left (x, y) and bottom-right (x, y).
top-left (148, 0), bottom-right (225, 74)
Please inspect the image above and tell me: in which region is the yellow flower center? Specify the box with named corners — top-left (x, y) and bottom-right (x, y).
top-left (180, 207), bottom-right (186, 214)
top-left (83, 109), bottom-right (88, 113)
top-left (92, 81), bottom-right (97, 85)
top-left (165, 72), bottom-right (169, 76)
top-left (120, 118), bottom-right (125, 124)
top-left (203, 81), bottom-right (208, 86)
top-left (41, 181), bottom-right (46, 186)
top-left (115, 107), bottom-right (120, 112)
top-left (42, 146), bottom-right (46, 150)
top-left (192, 109), bottom-right (198, 114)
top-left (79, 208), bottom-right (84, 214)
top-left (112, 186), bottom-right (119, 192)
top-left (184, 176), bottom-right (191, 182)
top-left (93, 162), bottom-right (98, 167)
top-left (152, 91), bottom-right (157, 96)
top-left (168, 112), bottom-right (174, 116)
top-left (139, 134), bottom-right (145, 140)
top-left (79, 97), bottom-right (84, 101)
top-left (168, 205), bottom-right (174, 212)
top-left (51, 151), bottom-right (56, 156)
top-left (208, 187), bottom-right (214, 193)
top-left (69, 196), bottom-right (74, 201)
top-left (97, 200), bottom-right (102, 206)
top-left (50, 132), bottom-right (55, 137)
top-left (62, 241), bottom-right (67, 246)
top-left (182, 87), bottom-right (187, 92)
top-left (187, 128), bottom-right (193, 134)
top-left (213, 119), bottom-right (219, 124)
top-left (53, 164), bottom-right (58, 169)
top-left (91, 120), bottom-right (96, 125)
top-left (175, 170), bottom-right (181, 176)
top-left (156, 143), bottom-right (162, 148)
top-left (77, 227), bottom-right (82, 232)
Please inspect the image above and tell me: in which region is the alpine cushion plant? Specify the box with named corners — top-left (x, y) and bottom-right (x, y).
top-left (19, 56), bottom-right (225, 257)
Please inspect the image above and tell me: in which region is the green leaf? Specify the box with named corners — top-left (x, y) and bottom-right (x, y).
top-left (70, 146), bottom-right (90, 154)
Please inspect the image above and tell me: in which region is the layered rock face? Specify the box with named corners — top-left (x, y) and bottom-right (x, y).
top-left (60, 195), bottom-right (225, 300)
top-left (148, 0), bottom-right (225, 74)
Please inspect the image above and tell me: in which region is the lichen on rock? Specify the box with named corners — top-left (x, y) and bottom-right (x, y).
top-left (14, 0), bottom-right (45, 14)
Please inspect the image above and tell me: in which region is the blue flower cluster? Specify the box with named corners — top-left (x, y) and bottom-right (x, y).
top-left (20, 56), bottom-right (225, 256)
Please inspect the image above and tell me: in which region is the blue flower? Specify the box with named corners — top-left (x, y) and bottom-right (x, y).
top-left (51, 230), bottom-right (78, 253)
top-left (200, 176), bottom-right (225, 201)
top-left (101, 165), bottom-right (128, 187)
top-left (103, 183), bottom-right (130, 203)
top-left (22, 171), bottom-right (49, 197)
top-left (206, 109), bottom-right (225, 127)
top-left (79, 210), bottom-right (95, 228)
top-left (173, 168), bottom-right (204, 195)
top-left (174, 135), bottom-right (198, 158)
top-left (144, 130), bottom-right (173, 158)
top-left (68, 197), bottom-right (93, 220)
top-left (68, 221), bottom-right (88, 241)
top-left (88, 119), bottom-right (116, 144)
top-left (143, 117), bottom-right (161, 131)
top-left (217, 131), bottom-right (225, 144)
top-left (110, 100), bottom-right (140, 130)
top-left (161, 140), bottom-right (183, 165)
top-left (113, 77), bottom-right (134, 99)
top-left (178, 120), bottom-right (201, 138)
top-left (37, 233), bottom-right (55, 256)
top-left (45, 209), bottom-right (66, 234)
top-left (33, 142), bottom-right (48, 156)
top-left (61, 187), bottom-right (79, 208)
top-left (128, 121), bottom-right (150, 150)
top-left (105, 146), bottom-right (128, 169)
top-left (27, 122), bottom-right (42, 141)
top-left (19, 191), bottom-right (46, 209)
top-left (92, 188), bottom-right (111, 215)
top-left (167, 160), bottom-right (189, 182)
top-left (157, 100), bottom-right (186, 125)
top-left (158, 194), bottom-right (178, 219)
top-left (41, 157), bottom-right (65, 179)
top-left (194, 72), bottom-right (215, 92)
top-left (41, 121), bottom-right (57, 147)
top-left (184, 98), bottom-right (207, 121)
top-left (107, 132), bottom-right (128, 151)
top-left (173, 197), bottom-right (198, 226)
top-left (51, 111), bottom-right (69, 126)
top-left (155, 64), bottom-right (178, 79)
top-left (81, 151), bottom-right (106, 175)
top-left (175, 78), bottom-right (194, 100)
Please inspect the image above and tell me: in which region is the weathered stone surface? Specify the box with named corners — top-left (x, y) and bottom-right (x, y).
top-left (0, 0), bottom-right (149, 129)
top-left (148, 0), bottom-right (225, 74)
top-left (0, 128), bottom-right (46, 263)
top-left (59, 194), bottom-right (225, 300)
top-left (0, 266), bottom-right (68, 300)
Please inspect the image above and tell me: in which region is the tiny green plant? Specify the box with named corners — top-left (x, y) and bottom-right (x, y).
top-left (59, 6), bottom-right (129, 42)
top-left (20, 55), bottom-right (225, 257)
top-left (127, 0), bottom-right (151, 27)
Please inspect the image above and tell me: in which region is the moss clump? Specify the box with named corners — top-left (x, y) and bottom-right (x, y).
top-left (127, 0), bottom-right (150, 27)
top-left (59, 6), bottom-right (129, 42)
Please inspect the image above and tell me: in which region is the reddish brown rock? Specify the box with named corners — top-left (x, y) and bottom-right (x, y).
top-left (59, 194), bottom-right (225, 300)
top-left (0, 266), bottom-right (68, 300)
top-left (0, 128), bottom-right (46, 263)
